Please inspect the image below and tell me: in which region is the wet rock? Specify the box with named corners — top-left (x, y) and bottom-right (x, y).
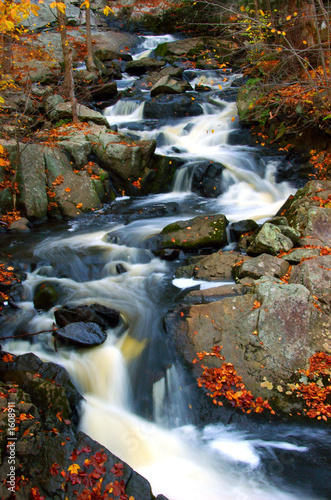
top-left (235, 253), bottom-right (290, 280)
top-left (182, 283), bottom-right (247, 305)
top-left (158, 214), bottom-right (228, 251)
top-left (53, 321), bottom-right (107, 347)
top-left (54, 304), bottom-right (120, 329)
top-left (9, 217), bottom-right (31, 232)
top-left (116, 263), bottom-right (127, 274)
top-left (150, 75), bottom-right (192, 96)
top-left (33, 283), bottom-right (59, 311)
top-left (125, 57), bottom-right (166, 76)
top-left (90, 80), bottom-right (118, 100)
top-left (144, 94), bottom-right (204, 119)
top-left (190, 161), bottom-right (225, 198)
top-left (247, 222), bottom-right (294, 256)
top-left (229, 219), bottom-right (259, 241)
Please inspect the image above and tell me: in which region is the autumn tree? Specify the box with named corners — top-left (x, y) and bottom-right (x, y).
top-left (0, 0), bottom-right (39, 73)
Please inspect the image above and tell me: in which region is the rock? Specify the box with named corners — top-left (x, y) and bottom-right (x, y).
top-left (54, 304), bottom-right (120, 329)
top-left (60, 138), bottom-right (93, 168)
top-left (94, 48), bottom-right (133, 62)
top-left (49, 102), bottom-right (110, 128)
top-left (44, 94), bottom-right (65, 114)
top-left (23, 0), bottom-right (81, 30)
top-left (125, 57), bottom-right (166, 76)
top-left (9, 217), bottom-right (31, 232)
top-left (150, 75), bottom-right (192, 96)
top-left (190, 161), bottom-right (225, 198)
top-left (90, 81), bottom-right (118, 100)
top-left (280, 247), bottom-right (321, 263)
top-left (158, 214), bottom-right (228, 251)
top-left (164, 276), bottom-right (327, 414)
top-left (53, 321), bottom-right (107, 347)
top-left (0, 187), bottom-right (13, 213)
top-left (278, 179), bottom-right (331, 247)
top-left (175, 250), bottom-right (244, 280)
top-left (155, 37), bottom-right (203, 58)
top-left (15, 144), bottom-right (48, 219)
top-left (229, 219), bottom-right (259, 241)
top-left (235, 253), bottom-right (290, 280)
top-left (86, 130), bottom-right (156, 183)
top-left (33, 283), bottom-right (59, 311)
top-left (289, 255), bottom-right (331, 299)
top-left (43, 146), bottom-right (102, 218)
top-left (14, 59), bottom-right (61, 84)
top-left (247, 222), bottom-right (294, 256)
top-left (144, 94), bottom-right (204, 119)
top-left (0, 351), bottom-right (160, 500)
top-left (182, 283), bottom-right (247, 305)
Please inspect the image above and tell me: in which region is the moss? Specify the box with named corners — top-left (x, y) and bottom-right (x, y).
top-left (161, 222), bottom-right (181, 235)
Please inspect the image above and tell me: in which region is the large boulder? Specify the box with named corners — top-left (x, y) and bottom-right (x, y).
top-left (43, 146), bottom-right (102, 218)
top-left (86, 130), bottom-right (156, 182)
top-left (164, 276), bottom-right (328, 414)
top-left (16, 144), bottom-right (48, 219)
top-left (190, 161), bottom-right (225, 198)
top-left (235, 253), bottom-right (290, 280)
top-left (246, 222), bottom-right (294, 256)
top-left (175, 250), bottom-right (244, 280)
top-left (289, 255), bottom-right (331, 299)
top-left (158, 214), bottom-right (228, 251)
top-left (278, 179), bottom-right (331, 247)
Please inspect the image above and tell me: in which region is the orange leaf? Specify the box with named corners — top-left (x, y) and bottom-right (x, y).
top-left (64, 187), bottom-right (71, 193)
top-left (2, 353), bottom-right (14, 362)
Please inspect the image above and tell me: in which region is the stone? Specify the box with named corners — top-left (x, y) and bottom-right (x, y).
top-left (289, 255), bottom-right (331, 298)
top-left (143, 94), bottom-right (204, 119)
top-left (175, 250), bottom-right (245, 281)
top-left (125, 57), bottom-right (166, 76)
top-left (247, 222), bottom-right (294, 256)
top-left (54, 304), bottom-right (120, 329)
top-left (229, 219), bottom-right (259, 241)
top-left (158, 214), bottom-right (228, 251)
top-left (53, 321), bottom-right (107, 347)
top-left (150, 75), bottom-right (192, 96)
top-left (235, 253), bottom-right (290, 280)
top-left (280, 248), bottom-right (321, 263)
top-left (8, 217), bottom-right (31, 232)
top-left (49, 102), bottom-right (110, 128)
top-left (33, 283), bottom-right (59, 311)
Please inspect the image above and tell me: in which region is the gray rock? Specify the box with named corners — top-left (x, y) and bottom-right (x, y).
top-left (49, 102), bottom-right (110, 127)
top-left (0, 187), bottom-right (13, 213)
top-left (280, 248), bottom-right (321, 263)
top-left (44, 94), bottom-right (65, 114)
top-left (60, 139), bottom-right (93, 167)
top-left (236, 253), bottom-right (289, 280)
top-left (176, 250), bottom-right (244, 281)
top-left (53, 321), bottom-right (107, 347)
top-left (289, 255), bottom-right (331, 298)
top-left (33, 282), bottom-right (58, 311)
top-left (247, 222), bottom-right (294, 256)
top-left (54, 304), bottom-right (120, 329)
top-left (9, 217), bottom-right (31, 232)
top-left (16, 144), bottom-right (48, 219)
top-left (150, 75), bottom-right (192, 96)
top-left (14, 59), bottom-right (61, 84)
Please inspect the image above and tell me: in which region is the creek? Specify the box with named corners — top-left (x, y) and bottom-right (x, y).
top-left (1, 33), bottom-right (330, 500)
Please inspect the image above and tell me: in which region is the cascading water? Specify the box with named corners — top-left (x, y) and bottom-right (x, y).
top-left (1, 34), bottom-right (330, 500)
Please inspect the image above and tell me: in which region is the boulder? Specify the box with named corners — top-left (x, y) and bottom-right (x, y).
top-left (247, 222), bottom-right (294, 256)
top-left (125, 57), bottom-right (166, 76)
top-left (16, 144), bottom-right (48, 219)
top-left (43, 146), bottom-right (102, 218)
top-left (54, 304), bottom-right (120, 329)
top-left (155, 37), bottom-right (204, 58)
top-left (289, 255), bottom-right (331, 299)
top-left (90, 81), bottom-right (118, 100)
top-left (229, 219), bottom-right (259, 240)
top-left (53, 321), bottom-right (107, 347)
top-left (0, 187), bottom-right (13, 213)
top-left (150, 75), bottom-right (192, 96)
top-left (49, 102), bottom-right (110, 128)
top-left (14, 59), bottom-right (61, 84)
top-left (8, 217), bottom-right (31, 232)
top-left (144, 94), bottom-right (204, 119)
top-left (235, 253), bottom-right (290, 280)
top-left (33, 283), bottom-right (59, 311)
top-left (86, 130), bottom-right (156, 182)
top-left (164, 276), bottom-right (328, 414)
top-left (278, 179), bottom-right (331, 247)
top-left (280, 247), bottom-right (321, 263)
top-left (22, 0), bottom-right (81, 30)
top-left (175, 250), bottom-right (244, 280)
top-left (158, 214), bottom-right (228, 251)
top-left (190, 161), bottom-right (225, 198)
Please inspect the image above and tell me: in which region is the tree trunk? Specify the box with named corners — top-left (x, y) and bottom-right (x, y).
top-left (57, 6), bottom-right (79, 124)
top-left (2, 34), bottom-right (12, 74)
top-left (85, 3), bottom-right (96, 72)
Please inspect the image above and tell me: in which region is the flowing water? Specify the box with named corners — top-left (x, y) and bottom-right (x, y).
top-left (1, 34), bottom-right (331, 500)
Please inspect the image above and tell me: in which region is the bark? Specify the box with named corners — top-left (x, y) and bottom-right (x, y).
top-left (1, 34), bottom-right (12, 74)
top-left (57, 6), bottom-right (79, 123)
top-left (85, 3), bottom-right (96, 72)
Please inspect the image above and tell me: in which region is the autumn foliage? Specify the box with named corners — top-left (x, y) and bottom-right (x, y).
top-left (193, 346), bottom-right (274, 414)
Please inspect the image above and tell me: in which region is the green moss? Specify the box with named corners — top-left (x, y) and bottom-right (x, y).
top-left (161, 222), bottom-right (181, 235)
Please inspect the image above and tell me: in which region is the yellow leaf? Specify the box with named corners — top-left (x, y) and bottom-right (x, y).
top-left (303, 40), bottom-right (307, 44)
top-left (286, 15), bottom-right (291, 20)
top-left (103, 5), bottom-right (114, 16)
top-left (67, 464), bottom-right (80, 474)
top-left (0, 145), bottom-right (4, 154)
top-left (240, 5), bottom-right (245, 11)
top-left (293, 12), bottom-right (298, 16)
top-left (57, 2), bottom-right (66, 14)
top-left (49, 1), bottom-right (57, 8)
top-left (281, 31), bottom-right (286, 36)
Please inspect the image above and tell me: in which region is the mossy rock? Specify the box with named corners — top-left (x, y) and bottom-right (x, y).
top-left (33, 282), bottom-right (59, 311)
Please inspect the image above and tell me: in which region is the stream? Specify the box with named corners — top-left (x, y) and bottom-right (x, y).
top-left (1, 33), bottom-right (331, 500)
